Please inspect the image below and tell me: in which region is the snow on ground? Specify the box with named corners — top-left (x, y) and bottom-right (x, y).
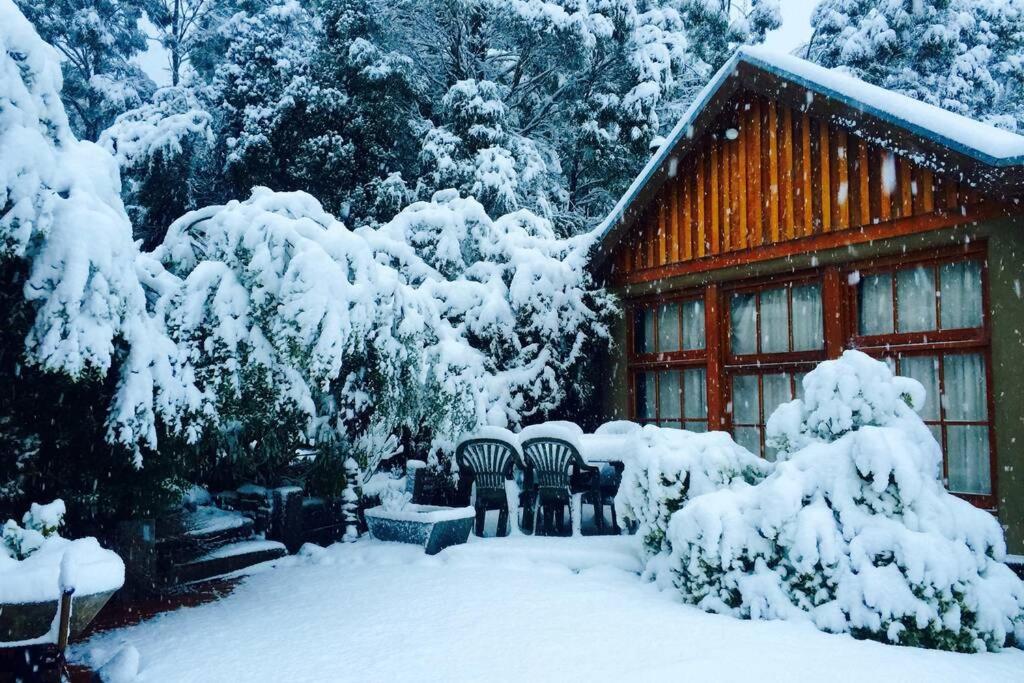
top-left (73, 529), bottom-right (1024, 682)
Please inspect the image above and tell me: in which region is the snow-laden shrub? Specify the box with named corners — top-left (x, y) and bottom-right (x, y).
top-left (612, 423), bottom-right (770, 558)
top-left (1, 499), bottom-right (125, 604)
top-left (147, 187), bottom-right (611, 475)
top-left (665, 351), bottom-right (1024, 652)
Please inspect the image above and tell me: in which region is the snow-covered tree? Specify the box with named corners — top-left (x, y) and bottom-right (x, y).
top-left (15, 0), bottom-right (155, 140)
top-left (99, 86), bottom-right (215, 248)
top-left (807, 0), bottom-right (1024, 131)
top-left (0, 0), bottom-right (198, 520)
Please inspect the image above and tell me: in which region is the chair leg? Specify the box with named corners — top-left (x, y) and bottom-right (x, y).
top-left (497, 506), bottom-right (509, 537)
top-left (610, 500), bottom-right (619, 534)
top-left (593, 489), bottom-right (605, 534)
top-left (555, 506), bottom-right (564, 535)
top-left (522, 492), bottom-right (535, 535)
top-left (475, 504), bottom-right (486, 537)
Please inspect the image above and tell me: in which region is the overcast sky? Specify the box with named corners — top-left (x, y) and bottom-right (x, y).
top-left (134, 1), bottom-right (818, 89)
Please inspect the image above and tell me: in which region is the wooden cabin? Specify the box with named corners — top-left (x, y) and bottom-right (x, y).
top-left (591, 47), bottom-right (1024, 554)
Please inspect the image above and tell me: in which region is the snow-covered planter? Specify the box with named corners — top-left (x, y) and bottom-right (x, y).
top-left (364, 500), bottom-right (475, 556)
top-left (612, 423), bottom-right (770, 559)
top-left (0, 501), bottom-right (124, 642)
top-left (664, 351), bottom-right (1024, 652)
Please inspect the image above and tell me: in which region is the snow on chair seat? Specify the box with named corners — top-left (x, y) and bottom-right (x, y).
top-left (520, 422), bottom-right (601, 537)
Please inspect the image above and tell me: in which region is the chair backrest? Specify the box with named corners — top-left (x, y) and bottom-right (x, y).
top-left (456, 438), bottom-right (520, 492)
top-left (522, 437), bottom-right (584, 493)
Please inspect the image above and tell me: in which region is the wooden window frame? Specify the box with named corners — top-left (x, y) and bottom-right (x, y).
top-left (721, 271), bottom-right (830, 457)
top-left (627, 290), bottom-right (710, 429)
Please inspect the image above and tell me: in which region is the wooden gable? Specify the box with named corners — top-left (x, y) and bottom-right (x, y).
top-left (606, 89), bottom-right (1010, 286)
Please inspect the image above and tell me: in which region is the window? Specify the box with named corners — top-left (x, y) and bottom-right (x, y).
top-left (851, 251), bottom-right (993, 503)
top-left (856, 260), bottom-right (983, 336)
top-left (731, 371), bottom-right (807, 460)
top-left (729, 282), bottom-right (823, 357)
top-left (634, 368), bottom-right (708, 431)
top-left (885, 353), bottom-right (991, 494)
top-left (725, 276), bottom-right (825, 458)
top-left (630, 294), bottom-right (708, 431)
top-left (633, 299), bottom-right (705, 356)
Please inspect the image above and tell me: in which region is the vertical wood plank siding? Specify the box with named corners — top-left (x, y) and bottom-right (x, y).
top-left (612, 92), bottom-right (985, 279)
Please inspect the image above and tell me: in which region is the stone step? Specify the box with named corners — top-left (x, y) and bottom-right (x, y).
top-left (170, 539), bottom-right (287, 585)
top-left (157, 506), bottom-right (256, 566)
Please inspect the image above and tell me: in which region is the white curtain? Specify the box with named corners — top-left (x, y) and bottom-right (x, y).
top-left (944, 353), bottom-right (990, 494)
top-left (683, 368), bottom-right (707, 420)
top-left (859, 273), bottom-right (894, 335)
top-left (940, 260), bottom-right (983, 330)
top-left (900, 355), bottom-right (940, 420)
top-left (658, 370), bottom-right (682, 420)
top-left (731, 293), bottom-right (757, 354)
top-left (792, 284), bottom-right (824, 351)
top-left (682, 299), bottom-right (706, 350)
top-left (732, 374), bottom-right (759, 424)
top-left (897, 265), bottom-right (937, 332)
top-left (657, 303), bottom-right (680, 352)
top-left (760, 287), bottom-right (788, 353)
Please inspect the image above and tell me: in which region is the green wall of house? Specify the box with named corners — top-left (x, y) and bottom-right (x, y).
top-left (599, 216), bottom-right (1024, 554)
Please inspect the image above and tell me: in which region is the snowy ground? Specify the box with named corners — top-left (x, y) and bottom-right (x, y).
top-left (72, 524), bottom-right (1024, 683)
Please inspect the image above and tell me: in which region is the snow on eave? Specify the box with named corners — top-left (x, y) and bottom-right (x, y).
top-left (738, 46), bottom-right (1024, 166)
top-left (591, 46), bottom-right (1024, 260)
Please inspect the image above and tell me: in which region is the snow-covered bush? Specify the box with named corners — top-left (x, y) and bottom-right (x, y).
top-left (613, 423), bottom-right (770, 559)
top-left (146, 187), bottom-right (611, 479)
top-left (1, 499), bottom-right (125, 605)
top-left (664, 351), bottom-right (1024, 652)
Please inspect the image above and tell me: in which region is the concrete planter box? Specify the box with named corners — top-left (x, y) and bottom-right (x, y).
top-left (364, 504), bottom-right (474, 555)
top-left (0, 588), bottom-right (118, 643)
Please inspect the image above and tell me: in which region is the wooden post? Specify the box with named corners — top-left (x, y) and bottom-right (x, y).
top-left (56, 586), bottom-right (74, 653)
top-left (823, 267), bottom-right (845, 358)
top-left (704, 283), bottom-right (725, 431)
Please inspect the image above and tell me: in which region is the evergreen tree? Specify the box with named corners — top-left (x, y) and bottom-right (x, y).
top-left (808, 0), bottom-right (1024, 131)
top-left (15, 0), bottom-right (155, 140)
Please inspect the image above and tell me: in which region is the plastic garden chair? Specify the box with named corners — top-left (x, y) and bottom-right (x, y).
top-left (521, 436), bottom-right (601, 536)
top-left (456, 433), bottom-right (525, 537)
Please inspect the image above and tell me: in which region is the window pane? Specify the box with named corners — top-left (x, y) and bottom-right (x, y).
top-left (683, 368), bottom-right (707, 420)
top-left (947, 425), bottom-right (991, 495)
top-left (634, 308), bottom-right (655, 354)
top-left (732, 374), bottom-right (759, 424)
top-left (899, 355), bottom-right (940, 420)
top-left (760, 287), bottom-right (788, 353)
top-left (859, 273), bottom-right (894, 335)
top-left (940, 261), bottom-right (983, 330)
top-left (731, 293), bottom-right (757, 355)
top-left (657, 303), bottom-right (680, 352)
top-left (635, 372), bottom-right (655, 420)
top-left (684, 420), bottom-right (708, 433)
top-left (734, 426), bottom-right (762, 457)
top-left (896, 266), bottom-right (937, 332)
top-left (682, 299), bottom-right (706, 350)
top-left (658, 371), bottom-right (681, 420)
top-left (792, 284), bottom-right (824, 351)
top-left (944, 353), bottom-right (987, 421)
top-left (762, 373), bottom-right (794, 422)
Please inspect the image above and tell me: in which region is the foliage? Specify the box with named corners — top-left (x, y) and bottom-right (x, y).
top-left (14, 0), bottom-right (154, 140)
top-left (808, 0), bottom-right (1024, 131)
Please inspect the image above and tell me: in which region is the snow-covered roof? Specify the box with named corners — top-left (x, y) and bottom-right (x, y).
top-left (594, 46), bottom-right (1024, 251)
